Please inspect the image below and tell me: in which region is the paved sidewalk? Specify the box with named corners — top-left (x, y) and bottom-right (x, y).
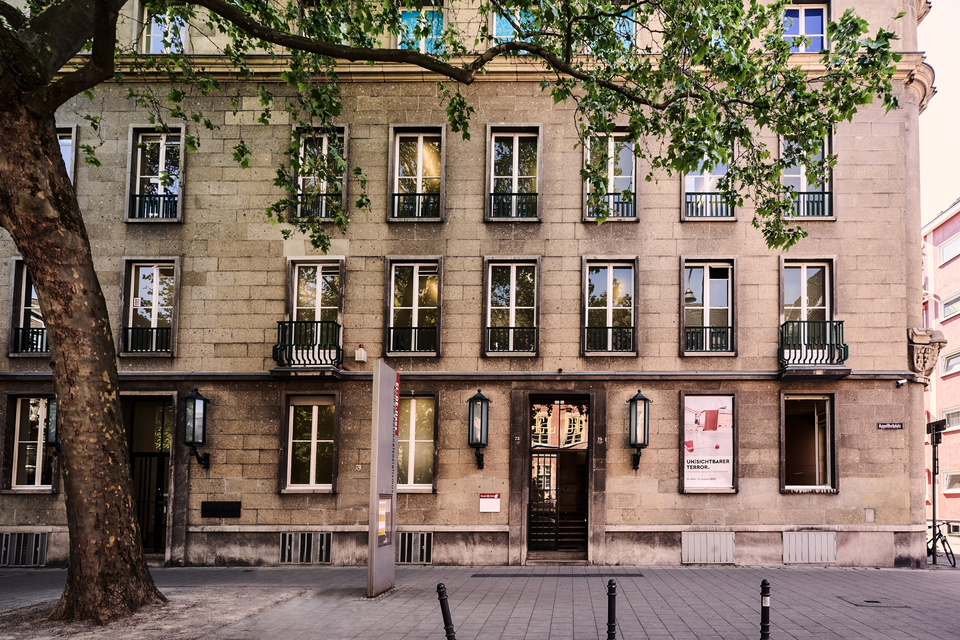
top-left (2, 564), bottom-right (960, 639)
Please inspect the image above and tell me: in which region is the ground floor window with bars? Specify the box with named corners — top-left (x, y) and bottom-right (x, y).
top-left (396, 531), bottom-right (433, 564)
top-left (0, 532), bottom-right (48, 567)
top-left (280, 532), bottom-right (332, 564)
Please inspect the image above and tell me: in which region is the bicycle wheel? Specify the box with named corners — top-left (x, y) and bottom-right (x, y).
top-left (942, 536), bottom-right (956, 568)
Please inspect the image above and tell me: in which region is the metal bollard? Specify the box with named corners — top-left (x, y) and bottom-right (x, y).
top-left (436, 583), bottom-right (458, 640)
top-left (606, 579), bottom-right (617, 640)
top-left (760, 579), bottom-right (771, 640)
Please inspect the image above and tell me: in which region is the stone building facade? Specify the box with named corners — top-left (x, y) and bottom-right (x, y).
top-left (0, 0), bottom-right (937, 568)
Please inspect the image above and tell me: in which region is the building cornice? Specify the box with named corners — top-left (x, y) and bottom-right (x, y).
top-left (917, 0), bottom-right (932, 24)
top-left (904, 56), bottom-right (937, 114)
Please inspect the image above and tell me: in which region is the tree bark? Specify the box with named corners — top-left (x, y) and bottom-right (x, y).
top-left (0, 90), bottom-right (165, 622)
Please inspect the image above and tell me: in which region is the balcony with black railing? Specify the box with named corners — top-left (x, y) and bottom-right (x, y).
top-left (389, 326), bottom-right (438, 353)
top-left (392, 193), bottom-right (441, 219)
top-left (11, 327), bottom-right (48, 354)
top-left (296, 193), bottom-right (341, 219)
top-left (124, 327), bottom-right (172, 354)
top-left (586, 193), bottom-right (636, 219)
top-left (684, 192), bottom-right (733, 218)
top-left (272, 320), bottom-right (343, 368)
top-left (684, 326), bottom-right (732, 353)
top-left (130, 194), bottom-right (178, 220)
top-left (792, 192), bottom-right (832, 218)
top-left (487, 326), bottom-right (537, 353)
top-left (490, 193), bottom-right (538, 219)
top-left (584, 326), bottom-right (634, 353)
top-left (778, 320), bottom-right (849, 372)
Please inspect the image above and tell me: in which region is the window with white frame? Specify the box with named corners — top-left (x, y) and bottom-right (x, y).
top-left (274, 263), bottom-right (343, 368)
top-left (286, 396), bottom-right (336, 489)
top-left (389, 262), bottom-right (439, 353)
top-left (943, 471), bottom-right (960, 494)
top-left (397, 396), bottom-right (435, 488)
top-left (586, 134), bottom-right (635, 218)
top-left (296, 130), bottom-right (345, 219)
top-left (492, 10), bottom-right (532, 43)
top-left (57, 129), bottom-right (75, 182)
top-left (11, 262), bottom-right (47, 354)
top-left (490, 131), bottom-right (538, 219)
top-left (11, 397), bottom-right (56, 489)
top-left (940, 233), bottom-right (960, 265)
top-left (782, 4), bottom-right (826, 53)
top-left (783, 263), bottom-right (829, 323)
top-left (399, 7), bottom-right (443, 53)
top-left (585, 262), bottom-right (634, 352)
top-left (393, 131), bottom-right (442, 219)
top-left (130, 130), bottom-right (181, 220)
top-left (942, 408), bottom-right (960, 430)
top-left (684, 159), bottom-right (731, 218)
top-left (783, 395), bottom-right (835, 490)
top-left (141, 10), bottom-right (186, 54)
top-left (783, 138), bottom-right (830, 217)
top-left (943, 351), bottom-right (960, 377)
top-left (943, 292), bottom-right (960, 321)
top-left (125, 262), bottom-right (175, 354)
top-left (487, 262), bottom-right (537, 353)
top-left (683, 262), bottom-right (732, 353)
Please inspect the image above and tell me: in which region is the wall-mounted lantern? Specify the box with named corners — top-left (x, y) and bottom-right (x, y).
top-left (184, 388), bottom-right (210, 469)
top-left (467, 389), bottom-right (490, 469)
top-left (628, 389), bottom-right (652, 470)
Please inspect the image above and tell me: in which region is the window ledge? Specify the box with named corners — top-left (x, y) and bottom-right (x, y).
top-left (385, 352), bottom-right (439, 358)
top-left (119, 351), bottom-right (174, 358)
top-left (781, 486), bottom-right (839, 495)
top-left (387, 217), bottom-right (444, 223)
top-left (583, 351), bottom-right (638, 357)
top-left (682, 351), bottom-right (737, 358)
top-left (398, 486), bottom-right (435, 494)
top-left (280, 487), bottom-right (334, 494)
top-left (7, 352), bottom-right (50, 359)
top-left (681, 216), bottom-right (737, 222)
top-left (786, 216), bottom-right (836, 222)
top-left (1, 488), bottom-right (54, 495)
top-left (485, 351), bottom-right (539, 358)
top-left (484, 217), bottom-right (542, 223)
top-left (582, 216), bottom-right (639, 223)
top-left (124, 218), bottom-right (182, 224)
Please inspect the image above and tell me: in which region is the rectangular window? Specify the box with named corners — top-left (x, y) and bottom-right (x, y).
top-left (486, 261), bottom-right (537, 353)
top-left (296, 130), bottom-right (345, 219)
top-left (942, 408), bottom-right (960, 430)
top-left (399, 7), bottom-right (443, 53)
top-left (129, 129), bottom-right (181, 220)
top-left (943, 471), bottom-right (960, 494)
top-left (783, 138), bottom-right (831, 217)
top-left (10, 261), bottom-right (47, 355)
top-left (943, 351), bottom-right (960, 377)
top-left (397, 396), bottom-right (435, 489)
top-left (489, 130), bottom-right (539, 219)
top-left (393, 130), bottom-right (442, 219)
top-left (782, 395), bottom-right (835, 491)
top-left (492, 10), bottom-right (532, 43)
top-left (274, 263), bottom-right (343, 368)
top-left (940, 233), bottom-right (960, 265)
top-left (286, 396), bottom-right (336, 490)
top-left (141, 11), bottom-right (186, 54)
top-left (683, 262), bottom-right (733, 353)
top-left (11, 397), bottom-right (55, 489)
top-left (57, 128), bottom-right (75, 182)
top-left (782, 5), bottom-right (826, 53)
top-left (586, 134), bottom-right (636, 219)
top-left (780, 261), bottom-right (847, 367)
top-left (584, 262), bottom-right (635, 353)
top-left (389, 261), bottom-right (439, 354)
top-left (124, 261), bottom-right (176, 354)
top-left (943, 292), bottom-right (960, 321)
top-left (684, 160), bottom-right (732, 218)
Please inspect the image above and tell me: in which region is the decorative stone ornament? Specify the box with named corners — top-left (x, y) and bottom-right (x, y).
top-left (908, 328), bottom-right (947, 385)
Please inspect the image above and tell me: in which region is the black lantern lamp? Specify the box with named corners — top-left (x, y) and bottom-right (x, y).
top-left (44, 397), bottom-right (59, 454)
top-left (628, 389), bottom-right (652, 470)
top-left (184, 388), bottom-right (210, 469)
top-left (467, 389), bottom-right (490, 469)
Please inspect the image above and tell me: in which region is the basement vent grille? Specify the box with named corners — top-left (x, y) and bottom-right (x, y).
top-left (0, 532), bottom-right (48, 567)
top-left (279, 532), bottom-right (332, 564)
top-left (397, 532), bottom-right (433, 564)
top-left (783, 531), bottom-right (836, 564)
top-left (681, 532), bottom-right (735, 564)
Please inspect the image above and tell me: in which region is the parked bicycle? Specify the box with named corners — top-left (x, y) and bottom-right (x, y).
top-left (927, 522), bottom-right (956, 567)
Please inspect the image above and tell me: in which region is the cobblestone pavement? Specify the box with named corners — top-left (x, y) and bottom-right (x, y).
top-left (2, 564), bottom-right (960, 639)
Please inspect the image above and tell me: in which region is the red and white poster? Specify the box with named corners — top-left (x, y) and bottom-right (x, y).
top-left (683, 395), bottom-right (735, 491)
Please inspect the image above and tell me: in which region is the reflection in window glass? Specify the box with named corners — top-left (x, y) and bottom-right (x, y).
top-left (397, 397), bottom-right (435, 486)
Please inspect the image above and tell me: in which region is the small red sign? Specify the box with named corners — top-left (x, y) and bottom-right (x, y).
top-left (480, 493), bottom-right (500, 499)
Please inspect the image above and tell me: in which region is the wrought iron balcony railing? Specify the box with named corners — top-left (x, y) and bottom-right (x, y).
top-left (392, 193), bottom-right (441, 219)
top-left (490, 193), bottom-right (538, 219)
top-left (130, 194), bottom-right (178, 220)
top-left (584, 326), bottom-right (634, 352)
top-left (487, 326), bottom-right (537, 353)
top-left (389, 326), bottom-right (438, 353)
top-left (272, 320), bottom-right (343, 368)
top-left (792, 191), bottom-right (832, 218)
top-left (586, 193), bottom-right (637, 219)
top-left (684, 326), bottom-right (732, 353)
top-left (778, 320), bottom-right (849, 368)
top-left (296, 193), bottom-right (341, 219)
top-left (12, 327), bottom-right (48, 354)
top-left (124, 327), bottom-right (172, 353)
top-left (684, 192), bottom-right (733, 218)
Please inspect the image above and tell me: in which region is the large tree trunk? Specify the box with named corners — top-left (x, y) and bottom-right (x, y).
top-left (0, 92), bottom-right (165, 622)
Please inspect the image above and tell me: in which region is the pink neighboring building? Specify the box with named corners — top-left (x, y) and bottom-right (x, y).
top-left (923, 197), bottom-right (960, 526)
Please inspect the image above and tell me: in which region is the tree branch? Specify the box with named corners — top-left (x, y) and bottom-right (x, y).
top-left (0, 2), bottom-right (26, 29)
top-left (0, 19), bottom-right (47, 91)
top-left (30, 0), bottom-right (117, 113)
